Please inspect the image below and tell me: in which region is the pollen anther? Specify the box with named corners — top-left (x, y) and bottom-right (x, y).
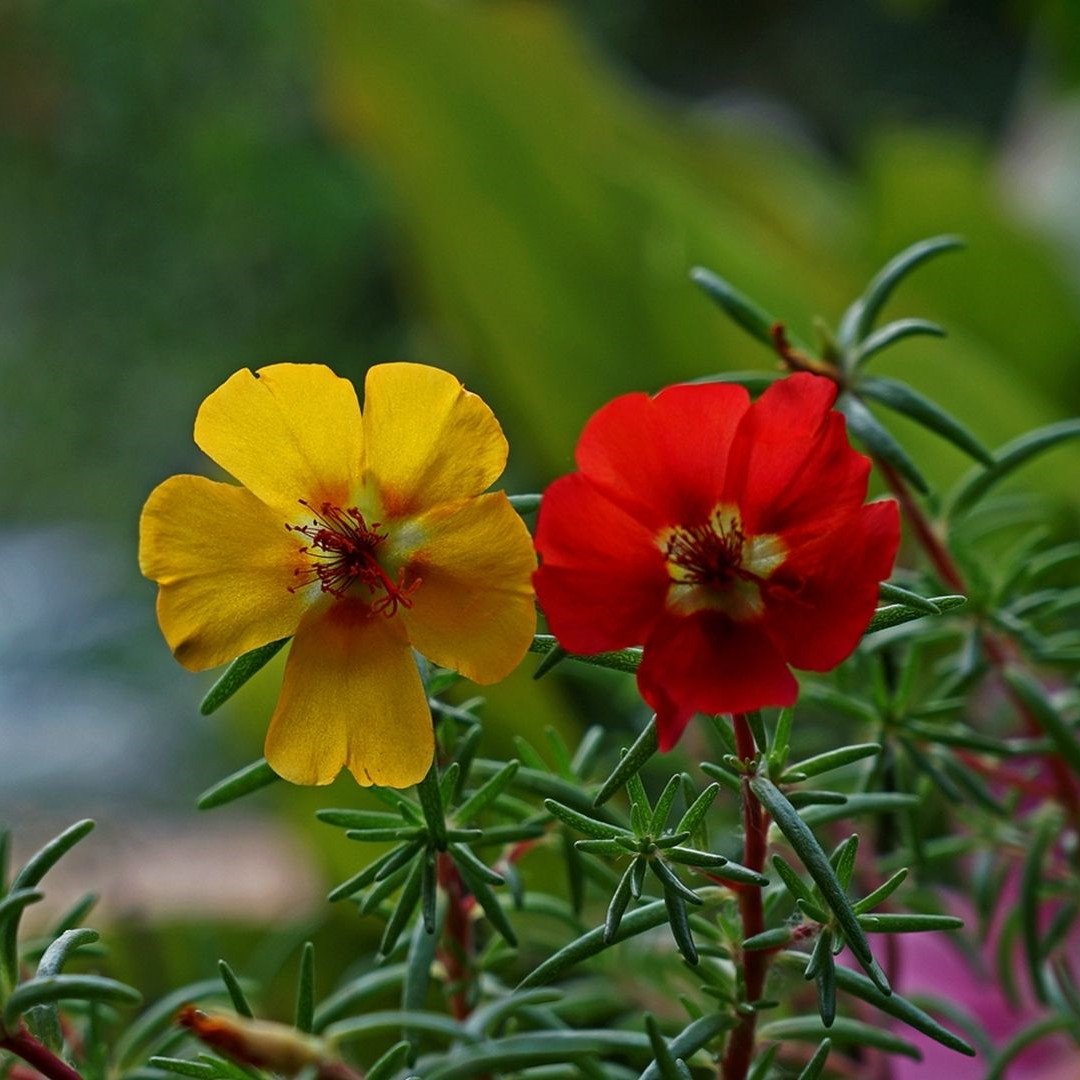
top-left (287, 500), bottom-right (419, 615)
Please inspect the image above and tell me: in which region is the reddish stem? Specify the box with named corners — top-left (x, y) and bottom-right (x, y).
top-left (0, 1026), bottom-right (84, 1080)
top-left (436, 853), bottom-right (474, 1021)
top-left (720, 714), bottom-right (770, 1080)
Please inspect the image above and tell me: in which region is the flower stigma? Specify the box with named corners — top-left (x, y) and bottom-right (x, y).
top-left (660, 506), bottom-right (786, 620)
top-left (287, 499), bottom-right (420, 615)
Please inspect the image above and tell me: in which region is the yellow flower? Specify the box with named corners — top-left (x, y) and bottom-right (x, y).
top-left (139, 363), bottom-right (537, 788)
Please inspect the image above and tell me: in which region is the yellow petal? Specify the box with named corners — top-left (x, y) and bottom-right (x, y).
top-left (362, 363), bottom-right (508, 517)
top-left (139, 475), bottom-right (309, 671)
top-left (400, 492), bottom-right (536, 684)
top-left (265, 601), bottom-right (434, 787)
top-left (194, 364), bottom-right (364, 518)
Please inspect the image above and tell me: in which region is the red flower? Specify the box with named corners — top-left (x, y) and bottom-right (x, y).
top-left (533, 373), bottom-right (901, 750)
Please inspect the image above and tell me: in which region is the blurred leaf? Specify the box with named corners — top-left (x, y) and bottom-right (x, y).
top-left (197, 759), bottom-right (279, 810)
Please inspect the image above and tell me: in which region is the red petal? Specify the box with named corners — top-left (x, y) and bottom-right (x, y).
top-left (724, 373), bottom-right (870, 536)
top-left (574, 382), bottom-right (750, 529)
top-left (637, 612), bottom-right (798, 751)
top-left (534, 473), bottom-right (669, 653)
top-left (763, 499), bottom-right (900, 671)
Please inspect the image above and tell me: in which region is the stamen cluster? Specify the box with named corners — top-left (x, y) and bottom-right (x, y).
top-left (287, 499), bottom-right (419, 615)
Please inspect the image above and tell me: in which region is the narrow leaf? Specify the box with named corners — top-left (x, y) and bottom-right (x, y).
top-left (879, 581), bottom-right (940, 613)
top-left (4, 974), bottom-right (141, 1028)
top-left (837, 234), bottom-right (964, 348)
top-left (544, 799), bottom-right (632, 841)
top-left (690, 267), bottom-right (782, 349)
top-left (757, 1016), bottom-right (920, 1059)
top-left (774, 952), bottom-right (975, 1055)
top-left (197, 759), bottom-right (278, 810)
top-left (533, 644), bottom-right (571, 680)
top-left (840, 394), bottom-right (929, 493)
top-left (508, 493), bottom-right (542, 514)
top-left (594, 719), bottom-right (659, 807)
top-left (858, 913), bottom-right (963, 933)
top-left (605, 862), bottom-right (636, 944)
top-left (949, 419), bottom-right (1080, 516)
top-left (751, 777), bottom-right (889, 994)
top-left (416, 764), bottom-right (448, 851)
top-left (796, 1038), bottom-right (832, 1080)
top-left (217, 960), bottom-right (254, 1018)
top-left (295, 942), bottom-right (315, 1033)
top-left (455, 760), bottom-right (521, 826)
top-left (199, 638), bottom-right (288, 715)
top-left (855, 318), bottom-right (945, 364)
top-left (529, 634), bottom-right (641, 676)
top-left (859, 376), bottom-right (993, 465)
top-left (518, 901), bottom-right (670, 988)
top-left (783, 744), bottom-right (880, 781)
top-left (675, 783), bottom-right (720, 837)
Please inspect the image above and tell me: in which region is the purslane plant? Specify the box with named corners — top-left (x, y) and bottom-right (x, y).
top-left (5, 237), bottom-right (1080, 1080)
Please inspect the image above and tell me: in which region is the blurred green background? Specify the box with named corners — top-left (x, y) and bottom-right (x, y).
top-left (2, 0), bottom-right (1080, 1003)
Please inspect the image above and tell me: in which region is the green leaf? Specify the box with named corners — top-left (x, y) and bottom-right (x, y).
top-left (853, 868), bottom-right (909, 914)
top-left (742, 928), bottom-right (792, 951)
top-left (675, 783), bottom-right (720, 837)
top-left (366, 1041), bottom-right (413, 1080)
top-left (1020, 812), bottom-right (1059, 1004)
top-left (757, 1016), bottom-right (920, 1059)
top-left (533, 644), bottom-right (571, 680)
top-left (782, 744), bottom-right (880, 782)
top-left (519, 900), bottom-right (671, 988)
top-left (949, 418), bottom-right (1080, 516)
top-left (450, 843), bottom-right (504, 887)
top-left (796, 1038), bottom-right (832, 1080)
top-left (644, 1014), bottom-right (685, 1080)
top-left (858, 913), bottom-right (964, 933)
top-left (854, 319), bottom-right (945, 364)
top-left (816, 950), bottom-right (837, 1027)
top-left (147, 1058), bottom-right (217, 1079)
top-left (840, 394), bottom-right (929, 493)
top-left (746, 1045), bottom-right (779, 1080)
top-left (751, 777), bottom-right (889, 994)
top-left (858, 376), bottom-right (993, 465)
top-left (651, 860), bottom-right (702, 908)
top-left (986, 1017), bottom-right (1075, 1080)
top-left (26, 927), bottom-right (100, 1047)
top-left (454, 855), bottom-right (517, 948)
top-left (199, 637), bottom-right (289, 715)
top-left (837, 234), bottom-right (964, 348)
top-left (830, 835), bottom-right (859, 890)
top-left (403, 895), bottom-right (442, 1055)
top-left (4, 974), bottom-right (141, 1028)
top-left (772, 855), bottom-right (815, 906)
top-left (471, 758), bottom-right (603, 817)
top-left (380, 858), bottom-right (425, 956)
top-left (326, 1009), bottom-right (477, 1045)
top-left (878, 582), bottom-right (941, 614)
top-left (594, 718), bottom-right (659, 807)
top-left (1003, 668), bottom-right (1080, 779)
top-left (604, 861), bottom-right (636, 944)
top-left (3, 820), bottom-right (95, 985)
top-left (799, 793), bottom-right (919, 827)
top-left (295, 941), bottom-right (315, 1034)
top-left (662, 888), bottom-right (698, 965)
top-left (313, 964), bottom-right (408, 1032)
top-left (866, 596), bottom-right (966, 634)
top-left (639, 1014), bottom-right (733, 1080)
top-left (454, 760), bottom-right (520, 826)
top-left (508, 493), bottom-right (542, 514)
top-left (416, 763), bottom-right (448, 851)
top-left (529, 634), bottom-right (642, 676)
top-left (690, 266), bottom-right (783, 350)
top-left (217, 959), bottom-right (254, 1018)
top-left (649, 776), bottom-right (682, 835)
top-left (544, 799), bottom-right (632, 841)
top-left (774, 951), bottom-right (976, 1056)
top-left (197, 759), bottom-right (279, 810)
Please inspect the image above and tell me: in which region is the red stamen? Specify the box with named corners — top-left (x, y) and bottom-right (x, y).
top-left (665, 512), bottom-right (748, 587)
top-left (286, 500), bottom-right (419, 615)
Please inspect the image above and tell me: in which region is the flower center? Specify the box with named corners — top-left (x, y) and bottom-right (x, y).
top-left (659, 506), bottom-right (786, 620)
top-left (287, 500), bottom-right (419, 615)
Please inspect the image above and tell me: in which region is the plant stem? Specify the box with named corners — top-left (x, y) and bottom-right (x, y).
top-left (0, 1026), bottom-right (84, 1080)
top-left (436, 853), bottom-right (474, 1021)
top-left (721, 714), bottom-right (770, 1080)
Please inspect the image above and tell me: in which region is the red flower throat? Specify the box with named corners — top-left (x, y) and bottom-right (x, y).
top-left (286, 499), bottom-right (419, 615)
